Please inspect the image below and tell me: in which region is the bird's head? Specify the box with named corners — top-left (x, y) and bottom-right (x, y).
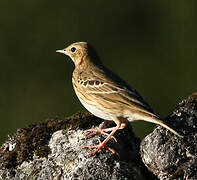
top-left (56, 42), bottom-right (102, 67)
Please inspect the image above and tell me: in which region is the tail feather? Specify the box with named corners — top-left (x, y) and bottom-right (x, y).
top-left (126, 111), bottom-right (183, 137)
top-left (143, 116), bottom-right (183, 138)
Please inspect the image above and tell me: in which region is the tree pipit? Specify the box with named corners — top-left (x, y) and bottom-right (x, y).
top-left (56, 42), bottom-right (182, 156)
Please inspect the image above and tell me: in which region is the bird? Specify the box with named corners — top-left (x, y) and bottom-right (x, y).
top-left (56, 42), bottom-right (182, 156)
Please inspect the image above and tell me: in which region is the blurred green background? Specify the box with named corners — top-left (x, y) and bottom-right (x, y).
top-left (1, 1), bottom-right (197, 144)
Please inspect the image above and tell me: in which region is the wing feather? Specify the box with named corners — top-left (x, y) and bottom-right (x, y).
top-left (75, 66), bottom-right (156, 115)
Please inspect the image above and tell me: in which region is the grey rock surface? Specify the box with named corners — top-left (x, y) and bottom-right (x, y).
top-left (0, 113), bottom-right (154, 180)
top-left (141, 93), bottom-right (197, 179)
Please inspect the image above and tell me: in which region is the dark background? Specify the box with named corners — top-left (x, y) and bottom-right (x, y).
top-left (1, 1), bottom-right (197, 144)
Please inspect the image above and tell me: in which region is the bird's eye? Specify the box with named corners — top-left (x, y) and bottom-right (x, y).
top-left (71, 47), bottom-right (76, 53)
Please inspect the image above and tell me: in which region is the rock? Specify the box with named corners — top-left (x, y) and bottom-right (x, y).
top-left (0, 112), bottom-right (154, 180)
top-left (141, 93), bottom-right (197, 180)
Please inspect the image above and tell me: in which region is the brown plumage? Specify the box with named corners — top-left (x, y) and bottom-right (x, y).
top-left (56, 42), bottom-right (182, 156)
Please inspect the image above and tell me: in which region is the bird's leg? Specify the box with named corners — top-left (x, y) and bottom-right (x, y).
top-left (85, 128), bottom-right (117, 142)
top-left (85, 118), bottom-right (126, 156)
top-left (85, 122), bottom-right (126, 141)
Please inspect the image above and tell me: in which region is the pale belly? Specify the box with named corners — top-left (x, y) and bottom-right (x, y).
top-left (79, 97), bottom-right (114, 121)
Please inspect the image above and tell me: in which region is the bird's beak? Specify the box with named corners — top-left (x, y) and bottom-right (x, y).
top-left (56, 49), bottom-right (68, 55)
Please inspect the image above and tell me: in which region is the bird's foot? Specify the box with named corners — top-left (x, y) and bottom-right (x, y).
top-left (84, 121), bottom-right (125, 156)
top-left (85, 128), bottom-right (117, 142)
top-left (84, 138), bottom-right (116, 156)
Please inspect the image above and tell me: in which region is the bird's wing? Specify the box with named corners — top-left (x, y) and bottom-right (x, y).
top-left (77, 70), bottom-right (155, 115)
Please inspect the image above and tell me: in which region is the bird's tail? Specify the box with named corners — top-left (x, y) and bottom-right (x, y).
top-left (143, 116), bottom-right (183, 138)
top-left (126, 111), bottom-right (183, 137)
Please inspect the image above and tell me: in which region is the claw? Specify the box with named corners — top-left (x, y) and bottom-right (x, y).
top-left (84, 138), bottom-right (116, 156)
top-left (85, 128), bottom-right (117, 142)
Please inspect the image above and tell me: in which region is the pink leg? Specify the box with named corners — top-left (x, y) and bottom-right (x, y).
top-left (85, 128), bottom-right (117, 142)
top-left (85, 118), bottom-right (126, 156)
top-left (84, 138), bottom-right (116, 154)
top-left (85, 122), bottom-right (126, 141)
top-left (86, 123), bottom-right (126, 134)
